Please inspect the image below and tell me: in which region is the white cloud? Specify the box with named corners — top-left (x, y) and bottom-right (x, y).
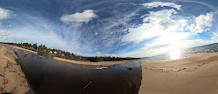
top-left (121, 8), bottom-right (194, 57)
top-left (142, 2), bottom-right (181, 10)
top-left (187, 12), bottom-right (214, 33)
top-left (120, 2), bottom-right (216, 57)
top-left (122, 9), bottom-right (188, 43)
top-left (61, 10), bottom-right (97, 24)
top-left (0, 8), bottom-right (12, 41)
top-left (0, 8), bottom-right (11, 20)
top-left (96, 52), bottom-right (101, 55)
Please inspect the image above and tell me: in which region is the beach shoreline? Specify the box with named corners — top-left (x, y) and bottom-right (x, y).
top-left (3, 44), bottom-right (127, 66)
top-left (1, 44), bottom-right (218, 94)
top-left (139, 52), bottom-right (218, 94)
top-left (0, 45), bottom-right (33, 94)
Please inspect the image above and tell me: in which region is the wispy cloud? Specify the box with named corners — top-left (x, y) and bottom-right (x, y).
top-left (142, 1), bottom-right (181, 10)
top-left (121, 39), bottom-right (213, 57)
top-left (0, 30), bottom-right (8, 39)
top-left (212, 31), bottom-right (218, 43)
top-left (0, 9), bottom-right (86, 55)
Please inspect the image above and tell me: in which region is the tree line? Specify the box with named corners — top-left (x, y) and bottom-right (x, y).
top-left (1, 42), bottom-right (140, 62)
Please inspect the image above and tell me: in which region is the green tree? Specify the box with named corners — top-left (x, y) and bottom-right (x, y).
top-left (33, 43), bottom-right (37, 49)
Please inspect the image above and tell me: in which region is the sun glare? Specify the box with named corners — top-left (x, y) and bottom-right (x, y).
top-left (169, 50), bottom-right (181, 60)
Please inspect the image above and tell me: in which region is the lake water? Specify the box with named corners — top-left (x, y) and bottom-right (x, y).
top-left (7, 46), bottom-right (142, 94)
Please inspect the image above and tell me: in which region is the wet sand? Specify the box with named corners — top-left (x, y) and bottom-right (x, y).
top-left (139, 53), bottom-right (218, 94)
top-left (0, 46), bottom-right (33, 94)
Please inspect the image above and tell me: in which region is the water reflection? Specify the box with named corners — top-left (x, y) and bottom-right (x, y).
top-left (169, 50), bottom-right (181, 60)
top-left (8, 46), bottom-right (142, 94)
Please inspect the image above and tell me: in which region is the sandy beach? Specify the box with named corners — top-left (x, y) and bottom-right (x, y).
top-left (1, 44), bottom-right (218, 94)
top-left (139, 53), bottom-right (218, 94)
top-left (0, 46), bottom-right (33, 94)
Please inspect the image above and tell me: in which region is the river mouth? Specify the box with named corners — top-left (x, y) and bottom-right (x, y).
top-left (8, 46), bottom-right (142, 94)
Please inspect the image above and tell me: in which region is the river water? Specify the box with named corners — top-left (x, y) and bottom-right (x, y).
top-left (7, 46), bottom-right (142, 94)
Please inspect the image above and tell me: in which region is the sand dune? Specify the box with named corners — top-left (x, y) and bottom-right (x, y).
top-left (139, 53), bottom-right (218, 94)
top-left (0, 46), bottom-right (32, 94)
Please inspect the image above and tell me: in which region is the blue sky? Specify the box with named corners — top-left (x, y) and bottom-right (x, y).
top-left (0, 0), bottom-right (218, 57)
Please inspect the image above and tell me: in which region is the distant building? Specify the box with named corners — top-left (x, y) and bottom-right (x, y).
top-left (54, 51), bottom-right (57, 54)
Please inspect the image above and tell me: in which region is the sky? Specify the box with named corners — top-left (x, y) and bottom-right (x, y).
top-left (0, 0), bottom-right (218, 57)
